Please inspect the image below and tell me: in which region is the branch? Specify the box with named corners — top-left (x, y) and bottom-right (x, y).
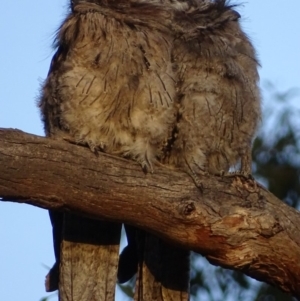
top-left (0, 128), bottom-right (300, 299)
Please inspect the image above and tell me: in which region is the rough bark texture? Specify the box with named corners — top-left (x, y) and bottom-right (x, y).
top-left (0, 128), bottom-right (300, 299)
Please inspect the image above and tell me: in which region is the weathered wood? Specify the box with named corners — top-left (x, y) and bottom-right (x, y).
top-left (0, 128), bottom-right (300, 299)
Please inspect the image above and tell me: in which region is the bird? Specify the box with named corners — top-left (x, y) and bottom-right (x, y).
top-left (39, 0), bottom-right (181, 300)
top-left (39, 0), bottom-right (261, 300)
top-left (119, 0), bottom-right (261, 300)
top-left (167, 0), bottom-right (261, 179)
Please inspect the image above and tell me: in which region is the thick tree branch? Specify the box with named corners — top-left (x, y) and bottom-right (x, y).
top-left (0, 128), bottom-right (300, 298)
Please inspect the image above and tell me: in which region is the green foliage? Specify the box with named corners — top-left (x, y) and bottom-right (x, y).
top-left (253, 83), bottom-right (300, 208)
top-left (254, 283), bottom-right (297, 301)
top-left (117, 278), bottom-right (135, 300)
top-left (39, 293), bottom-right (57, 301)
top-left (190, 255), bottom-right (257, 301)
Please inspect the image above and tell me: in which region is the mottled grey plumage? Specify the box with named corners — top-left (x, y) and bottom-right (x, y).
top-left (40, 0), bottom-right (179, 300)
top-left (40, 0), bottom-right (177, 171)
top-left (39, 0), bottom-right (260, 300)
top-left (167, 0), bottom-right (261, 178)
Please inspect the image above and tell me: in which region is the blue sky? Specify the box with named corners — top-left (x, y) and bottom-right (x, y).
top-left (0, 1), bottom-right (299, 301)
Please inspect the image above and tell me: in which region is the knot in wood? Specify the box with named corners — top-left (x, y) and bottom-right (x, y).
top-left (256, 214), bottom-right (284, 238)
top-left (179, 200), bottom-right (196, 216)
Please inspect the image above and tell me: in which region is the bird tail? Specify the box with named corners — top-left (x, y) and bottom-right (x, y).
top-left (118, 226), bottom-right (190, 301)
top-left (53, 213), bottom-right (122, 301)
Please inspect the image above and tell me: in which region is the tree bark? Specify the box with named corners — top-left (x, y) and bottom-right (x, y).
top-left (0, 128), bottom-right (300, 299)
